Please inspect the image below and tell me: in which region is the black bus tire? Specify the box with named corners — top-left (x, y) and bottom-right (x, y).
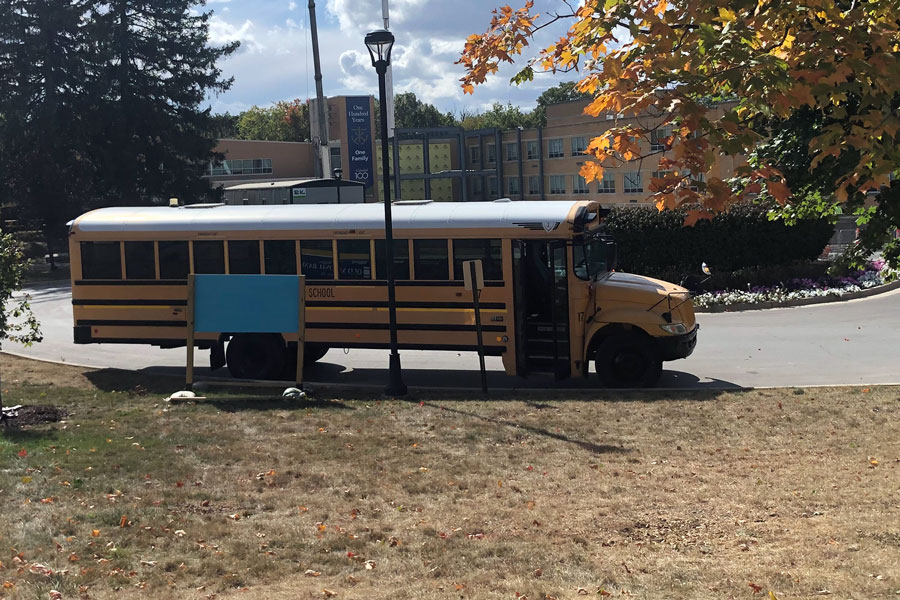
top-left (226, 333), bottom-right (286, 380)
top-left (595, 331), bottom-right (662, 388)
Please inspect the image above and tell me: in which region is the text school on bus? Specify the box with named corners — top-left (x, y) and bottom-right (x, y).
top-left (67, 198), bottom-right (698, 387)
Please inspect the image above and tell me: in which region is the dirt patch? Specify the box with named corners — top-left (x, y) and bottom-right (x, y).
top-left (2, 404), bottom-right (67, 426)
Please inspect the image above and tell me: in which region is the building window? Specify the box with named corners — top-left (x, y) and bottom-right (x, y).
top-left (329, 146), bottom-right (342, 172)
top-left (549, 175), bottom-right (566, 194)
top-left (651, 170), bottom-right (674, 192)
top-left (624, 172), bottom-right (643, 193)
top-left (571, 136), bottom-right (587, 155)
top-left (548, 139), bottom-right (564, 158)
top-left (487, 144), bottom-right (496, 164)
top-left (689, 172), bottom-right (705, 191)
top-left (598, 174), bottom-right (616, 194)
top-left (488, 176), bottom-right (498, 197)
top-left (505, 143), bottom-right (519, 161)
top-left (508, 177), bottom-right (520, 196)
top-left (573, 174), bottom-right (589, 194)
top-left (650, 127), bottom-right (671, 152)
top-left (469, 145), bottom-right (481, 164)
top-left (471, 177), bottom-right (483, 195)
top-left (528, 175), bottom-right (541, 195)
top-left (526, 141), bottom-right (538, 160)
top-left (208, 158), bottom-right (273, 177)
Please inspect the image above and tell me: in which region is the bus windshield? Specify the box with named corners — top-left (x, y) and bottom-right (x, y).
top-left (573, 238), bottom-right (610, 280)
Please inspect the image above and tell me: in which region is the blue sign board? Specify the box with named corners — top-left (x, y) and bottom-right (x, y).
top-left (194, 275), bottom-right (300, 334)
top-left (346, 96), bottom-right (374, 187)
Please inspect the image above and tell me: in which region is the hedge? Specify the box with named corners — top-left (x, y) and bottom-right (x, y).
top-left (603, 203), bottom-right (834, 280)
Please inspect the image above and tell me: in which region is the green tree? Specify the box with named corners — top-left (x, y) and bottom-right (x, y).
top-left (393, 92), bottom-right (457, 129)
top-left (209, 113), bottom-right (241, 139)
top-left (235, 100), bottom-right (310, 142)
top-left (533, 81), bottom-right (591, 126)
top-left (0, 0), bottom-right (96, 266)
top-left (0, 232), bottom-right (42, 416)
top-left (90, 0), bottom-right (239, 206)
top-left (460, 102), bottom-right (538, 130)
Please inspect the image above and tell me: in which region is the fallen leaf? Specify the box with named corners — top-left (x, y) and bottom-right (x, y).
top-left (749, 582), bottom-right (763, 593)
top-left (304, 569), bottom-right (321, 577)
top-left (364, 560), bottom-right (376, 570)
top-left (119, 516), bottom-right (129, 528)
top-left (17, 448), bottom-right (27, 458)
top-left (68, 553), bottom-right (80, 562)
top-left (228, 514), bottom-right (241, 521)
top-left (322, 589), bottom-right (337, 598)
top-left (91, 530), bottom-right (100, 537)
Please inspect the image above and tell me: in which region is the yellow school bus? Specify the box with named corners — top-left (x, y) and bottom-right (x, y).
top-left (68, 199), bottom-right (698, 387)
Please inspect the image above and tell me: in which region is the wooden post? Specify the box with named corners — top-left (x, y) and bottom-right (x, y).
top-left (186, 274), bottom-right (195, 390)
top-left (296, 275), bottom-right (306, 387)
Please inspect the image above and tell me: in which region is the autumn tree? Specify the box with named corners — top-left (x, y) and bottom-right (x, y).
top-left (459, 0), bottom-right (900, 263)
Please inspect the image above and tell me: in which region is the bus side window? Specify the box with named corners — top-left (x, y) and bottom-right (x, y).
top-left (158, 241), bottom-right (189, 280)
top-left (452, 239), bottom-right (503, 280)
top-left (300, 240), bottom-right (334, 279)
top-left (193, 240), bottom-right (225, 274)
top-left (413, 239), bottom-right (450, 280)
top-left (264, 240), bottom-right (297, 274)
top-left (81, 241), bottom-right (122, 280)
top-left (124, 241), bottom-right (155, 279)
top-left (374, 239), bottom-right (410, 280)
top-left (228, 240), bottom-right (260, 274)
top-left (337, 240), bottom-right (372, 280)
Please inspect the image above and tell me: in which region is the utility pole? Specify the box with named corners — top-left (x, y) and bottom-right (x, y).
top-left (382, 0), bottom-right (395, 138)
top-left (308, 0), bottom-right (328, 178)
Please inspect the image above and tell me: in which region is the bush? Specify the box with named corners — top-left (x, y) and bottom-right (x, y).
top-left (604, 202), bottom-right (834, 281)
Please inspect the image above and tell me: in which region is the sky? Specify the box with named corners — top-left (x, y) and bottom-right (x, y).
top-left (204, 0), bottom-right (579, 116)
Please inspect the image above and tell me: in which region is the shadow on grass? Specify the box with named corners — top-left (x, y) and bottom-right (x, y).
top-left (203, 396), bottom-right (354, 412)
top-left (426, 402), bottom-right (630, 456)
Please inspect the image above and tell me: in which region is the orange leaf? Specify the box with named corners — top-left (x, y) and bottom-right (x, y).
top-left (119, 515), bottom-right (128, 528)
top-left (18, 448), bottom-right (27, 458)
top-left (767, 180), bottom-right (791, 205)
top-left (91, 530), bottom-right (100, 537)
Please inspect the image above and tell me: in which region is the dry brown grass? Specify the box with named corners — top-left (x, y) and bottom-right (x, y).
top-left (1, 353), bottom-right (898, 600)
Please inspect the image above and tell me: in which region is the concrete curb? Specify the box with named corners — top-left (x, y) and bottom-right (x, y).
top-left (695, 279), bottom-right (900, 313)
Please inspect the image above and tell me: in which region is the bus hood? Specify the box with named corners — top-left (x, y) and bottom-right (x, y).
top-left (594, 271), bottom-right (686, 300)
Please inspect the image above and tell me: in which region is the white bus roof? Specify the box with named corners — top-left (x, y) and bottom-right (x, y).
top-left (70, 200), bottom-right (595, 234)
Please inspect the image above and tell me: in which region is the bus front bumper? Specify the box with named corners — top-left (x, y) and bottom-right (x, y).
top-left (659, 325), bottom-right (698, 361)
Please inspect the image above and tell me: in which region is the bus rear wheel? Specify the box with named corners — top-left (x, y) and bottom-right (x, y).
top-left (226, 333), bottom-right (286, 380)
top-left (595, 331), bottom-right (662, 388)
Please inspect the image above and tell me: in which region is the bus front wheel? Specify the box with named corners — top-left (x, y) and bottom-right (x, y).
top-left (595, 331), bottom-right (662, 388)
top-left (226, 333), bottom-right (286, 380)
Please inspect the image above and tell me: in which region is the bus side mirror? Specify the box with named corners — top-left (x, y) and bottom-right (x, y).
top-left (606, 242), bottom-right (618, 271)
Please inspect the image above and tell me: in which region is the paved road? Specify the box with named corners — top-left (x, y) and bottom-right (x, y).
top-left (5, 281), bottom-right (900, 389)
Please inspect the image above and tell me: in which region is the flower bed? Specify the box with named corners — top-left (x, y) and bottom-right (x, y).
top-left (693, 260), bottom-right (899, 310)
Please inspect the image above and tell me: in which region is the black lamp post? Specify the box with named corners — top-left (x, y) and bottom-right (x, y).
top-left (365, 28), bottom-right (406, 396)
top-left (332, 167), bottom-right (342, 204)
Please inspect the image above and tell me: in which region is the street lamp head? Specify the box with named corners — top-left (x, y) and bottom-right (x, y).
top-left (332, 167), bottom-right (343, 181)
top-left (365, 29), bottom-right (394, 71)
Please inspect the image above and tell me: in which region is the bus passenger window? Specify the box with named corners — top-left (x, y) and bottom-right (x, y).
top-left (81, 241), bottom-right (122, 280)
top-left (158, 241), bottom-right (189, 280)
top-left (375, 239), bottom-right (410, 280)
top-left (193, 241), bottom-right (225, 274)
top-left (124, 241), bottom-right (155, 279)
top-left (453, 239), bottom-right (503, 280)
top-left (413, 239), bottom-right (449, 280)
top-left (300, 240), bottom-right (334, 279)
top-left (337, 240), bottom-right (371, 280)
top-left (228, 240), bottom-right (260, 274)
top-left (264, 240), bottom-right (296, 274)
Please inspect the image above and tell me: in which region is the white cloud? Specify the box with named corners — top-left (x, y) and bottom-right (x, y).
top-left (208, 16), bottom-right (264, 54)
top-left (288, 1), bottom-right (297, 10)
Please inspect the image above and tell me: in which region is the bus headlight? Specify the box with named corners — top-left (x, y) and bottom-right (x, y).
top-left (660, 323), bottom-right (688, 335)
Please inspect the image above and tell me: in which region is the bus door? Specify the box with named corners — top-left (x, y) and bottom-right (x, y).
top-left (513, 240), bottom-right (571, 379)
